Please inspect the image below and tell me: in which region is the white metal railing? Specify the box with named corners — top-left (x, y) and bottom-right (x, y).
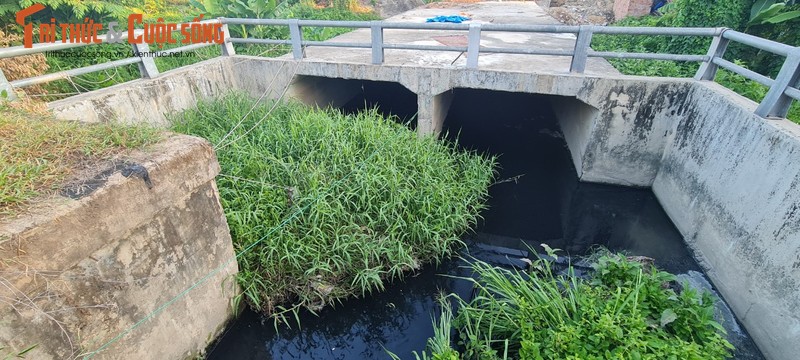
top-left (0, 18), bottom-right (798, 119)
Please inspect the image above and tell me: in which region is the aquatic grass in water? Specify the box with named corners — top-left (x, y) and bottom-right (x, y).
top-left (170, 93), bottom-right (495, 324)
top-left (409, 250), bottom-right (734, 359)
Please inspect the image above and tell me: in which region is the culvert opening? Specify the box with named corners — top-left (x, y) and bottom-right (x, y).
top-left (290, 76), bottom-right (418, 128)
top-left (440, 88), bottom-right (698, 270)
top-left (206, 88), bottom-right (765, 360)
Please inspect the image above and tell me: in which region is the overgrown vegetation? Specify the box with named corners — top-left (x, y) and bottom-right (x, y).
top-left (170, 93), bottom-right (496, 324)
top-left (592, 0), bottom-right (800, 123)
top-left (403, 249), bottom-right (733, 360)
top-left (0, 106), bottom-right (160, 213)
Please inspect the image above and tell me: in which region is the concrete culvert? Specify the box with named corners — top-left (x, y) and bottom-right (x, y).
top-left (288, 75), bottom-right (418, 129)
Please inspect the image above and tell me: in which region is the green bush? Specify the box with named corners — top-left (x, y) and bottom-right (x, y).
top-left (170, 93), bottom-right (496, 323)
top-left (592, 0), bottom-right (800, 124)
top-left (409, 250), bottom-right (733, 360)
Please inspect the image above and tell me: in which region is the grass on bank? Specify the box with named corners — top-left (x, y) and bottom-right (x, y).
top-left (403, 250), bottom-right (733, 360)
top-left (170, 93), bottom-right (496, 323)
top-left (0, 106), bottom-right (161, 214)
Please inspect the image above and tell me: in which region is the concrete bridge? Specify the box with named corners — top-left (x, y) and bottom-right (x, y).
top-left (2, 2), bottom-right (800, 359)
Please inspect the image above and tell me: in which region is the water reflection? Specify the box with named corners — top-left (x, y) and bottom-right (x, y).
top-left (207, 259), bottom-right (473, 359)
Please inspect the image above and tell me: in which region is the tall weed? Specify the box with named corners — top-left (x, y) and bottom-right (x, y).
top-left (170, 93), bottom-right (496, 325)
top-left (411, 250), bottom-right (734, 359)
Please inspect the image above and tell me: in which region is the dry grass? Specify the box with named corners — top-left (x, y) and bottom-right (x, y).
top-left (0, 107), bottom-right (161, 214)
top-left (0, 30), bottom-right (49, 96)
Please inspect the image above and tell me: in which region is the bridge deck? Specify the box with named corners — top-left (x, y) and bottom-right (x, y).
top-left (292, 1), bottom-right (619, 75)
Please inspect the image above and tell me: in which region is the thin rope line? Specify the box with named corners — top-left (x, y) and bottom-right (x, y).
top-left (82, 147), bottom-right (380, 359)
top-left (213, 60), bottom-right (287, 148)
top-left (214, 61), bottom-right (302, 150)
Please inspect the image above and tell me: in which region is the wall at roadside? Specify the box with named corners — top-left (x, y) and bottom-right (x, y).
top-left (49, 58), bottom-right (238, 127)
top-left (0, 135), bottom-right (238, 359)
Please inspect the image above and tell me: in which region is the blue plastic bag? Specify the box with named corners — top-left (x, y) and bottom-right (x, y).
top-left (426, 15), bottom-right (471, 23)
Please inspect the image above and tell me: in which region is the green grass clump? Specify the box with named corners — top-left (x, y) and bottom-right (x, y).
top-left (170, 93), bottom-right (496, 322)
top-left (0, 107), bottom-right (160, 213)
top-left (410, 250), bottom-right (733, 360)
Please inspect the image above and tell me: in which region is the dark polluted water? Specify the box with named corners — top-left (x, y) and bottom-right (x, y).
top-left (207, 90), bottom-right (763, 359)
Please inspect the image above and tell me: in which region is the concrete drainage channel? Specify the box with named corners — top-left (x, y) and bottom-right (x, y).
top-left (205, 90), bottom-right (765, 359)
top-left (4, 55), bottom-right (797, 359)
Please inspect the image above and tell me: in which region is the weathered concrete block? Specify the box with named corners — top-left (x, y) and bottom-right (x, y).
top-left (0, 135), bottom-right (238, 359)
top-left (417, 90), bottom-right (454, 136)
top-left (571, 77), bottom-right (695, 187)
top-left (49, 58), bottom-right (238, 127)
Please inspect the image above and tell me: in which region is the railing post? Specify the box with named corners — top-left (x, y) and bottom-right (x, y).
top-left (131, 42), bottom-right (159, 79)
top-left (570, 25), bottom-right (593, 74)
top-left (0, 69), bottom-right (16, 101)
top-left (694, 28), bottom-right (730, 81)
top-left (755, 48), bottom-right (800, 118)
top-left (219, 20), bottom-right (236, 56)
top-left (466, 23), bottom-right (481, 69)
top-left (288, 19), bottom-right (304, 60)
top-left (371, 21), bottom-right (384, 65)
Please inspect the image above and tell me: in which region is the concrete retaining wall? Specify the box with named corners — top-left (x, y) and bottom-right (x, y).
top-left (654, 82), bottom-right (800, 360)
top-left (49, 58), bottom-right (238, 127)
top-left (0, 135), bottom-right (238, 359)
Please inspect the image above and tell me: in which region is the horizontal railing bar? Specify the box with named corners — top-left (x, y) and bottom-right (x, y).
top-left (10, 57), bottom-right (142, 88)
top-left (154, 42), bottom-right (216, 56)
top-left (298, 20), bottom-right (372, 28)
top-left (0, 19), bottom-right (221, 59)
top-left (1, 41), bottom-right (94, 58)
top-left (383, 44), bottom-right (467, 52)
top-left (220, 18), bottom-right (289, 25)
top-left (593, 26), bottom-right (720, 36)
top-left (479, 24), bottom-right (579, 33)
top-left (221, 18), bottom-right (372, 28)
top-left (479, 47), bottom-right (573, 56)
top-left (723, 30), bottom-right (793, 56)
top-left (379, 22), bottom-right (470, 30)
top-left (229, 38), bottom-right (292, 45)
top-left (218, 19), bottom-right (724, 37)
top-left (713, 58), bottom-right (775, 87)
top-left (301, 41), bottom-right (371, 48)
top-left (589, 51), bottom-right (708, 62)
top-left (785, 86), bottom-right (800, 101)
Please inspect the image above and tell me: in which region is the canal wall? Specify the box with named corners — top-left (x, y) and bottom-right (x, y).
top-left (44, 56), bottom-right (800, 359)
top-left (653, 82), bottom-right (800, 360)
top-left (0, 135), bottom-right (238, 359)
top-left (49, 58), bottom-right (238, 127)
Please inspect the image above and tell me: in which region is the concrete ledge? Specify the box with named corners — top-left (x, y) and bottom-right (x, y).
top-left (0, 135), bottom-right (238, 359)
top-left (49, 58), bottom-right (237, 127)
